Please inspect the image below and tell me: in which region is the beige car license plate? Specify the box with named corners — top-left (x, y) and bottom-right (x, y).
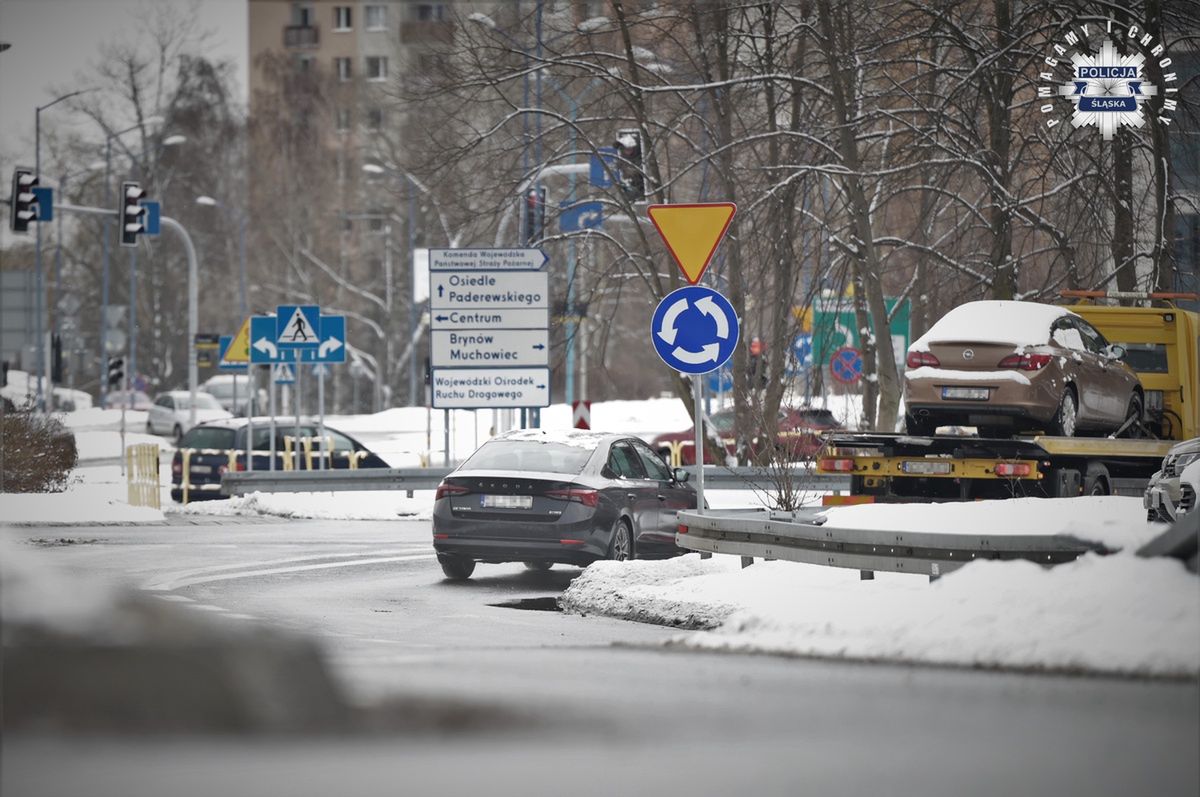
top-left (942, 387), bottom-right (989, 400)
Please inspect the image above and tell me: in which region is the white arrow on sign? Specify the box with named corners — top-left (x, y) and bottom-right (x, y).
top-left (695, 296), bottom-right (730, 339)
top-left (318, 336), bottom-right (343, 358)
top-left (656, 297), bottom-right (689, 345)
top-left (673, 344), bottom-right (720, 364)
top-left (253, 337), bottom-right (278, 359)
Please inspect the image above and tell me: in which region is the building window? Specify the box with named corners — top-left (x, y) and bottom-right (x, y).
top-left (296, 54), bottom-right (315, 72)
top-left (365, 56), bottom-right (388, 81)
top-left (335, 57), bottom-right (352, 81)
top-left (582, 0), bottom-right (605, 19)
top-left (415, 3), bottom-right (445, 21)
top-left (333, 6), bottom-right (352, 30)
top-left (364, 5), bottom-right (386, 31)
top-left (366, 107), bottom-right (384, 131)
top-left (335, 107), bottom-right (351, 132)
top-left (292, 2), bottom-right (314, 26)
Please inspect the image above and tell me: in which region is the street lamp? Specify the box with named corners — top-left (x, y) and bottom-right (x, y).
top-left (33, 88), bottom-right (94, 410)
top-left (195, 195), bottom-right (248, 317)
top-left (52, 160), bottom-right (105, 383)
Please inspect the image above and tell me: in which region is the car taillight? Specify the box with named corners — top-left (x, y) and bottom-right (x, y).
top-left (435, 483), bottom-right (470, 501)
top-left (546, 487), bottom-right (600, 507)
top-left (995, 462), bottom-right (1032, 477)
top-left (998, 352), bottom-right (1052, 370)
top-left (818, 457), bottom-right (855, 472)
top-left (172, 462), bottom-right (182, 475)
top-left (906, 351), bottom-right (940, 368)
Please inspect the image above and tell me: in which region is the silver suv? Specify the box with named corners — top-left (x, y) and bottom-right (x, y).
top-left (1144, 436), bottom-right (1200, 523)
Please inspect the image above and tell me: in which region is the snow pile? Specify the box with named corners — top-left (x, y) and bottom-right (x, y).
top-left (62, 407), bottom-right (148, 431)
top-left (563, 552), bottom-right (1199, 678)
top-left (819, 495), bottom-right (1159, 551)
top-left (909, 300), bottom-right (1067, 350)
top-left (173, 490), bottom-right (436, 521)
top-left (3, 472), bottom-right (165, 525)
top-left (73, 430), bottom-right (166, 462)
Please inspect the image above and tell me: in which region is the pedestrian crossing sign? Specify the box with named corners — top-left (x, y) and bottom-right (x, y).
top-left (276, 305), bottom-right (320, 349)
top-left (273, 363), bottom-right (296, 384)
top-left (222, 317), bottom-right (252, 364)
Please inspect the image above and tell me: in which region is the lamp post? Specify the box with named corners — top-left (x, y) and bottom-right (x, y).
top-left (34, 89), bottom-right (91, 411)
top-left (195, 195), bottom-right (249, 318)
top-left (100, 116), bottom-right (163, 405)
top-left (53, 160), bottom-right (105, 386)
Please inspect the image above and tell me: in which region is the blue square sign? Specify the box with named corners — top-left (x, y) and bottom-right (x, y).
top-left (276, 305), bottom-right (321, 349)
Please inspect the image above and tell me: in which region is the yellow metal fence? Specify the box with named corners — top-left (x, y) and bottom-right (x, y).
top-left (125, 443), bottom-right (161, 509)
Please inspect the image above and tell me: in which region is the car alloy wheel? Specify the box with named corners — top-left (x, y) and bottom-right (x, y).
top-left (1051, 390), bottom-right (1077, 437)
top-left (1121, 394), bottom-right (1144, 439)
top-left (609, 519), bottom-right (634, 562)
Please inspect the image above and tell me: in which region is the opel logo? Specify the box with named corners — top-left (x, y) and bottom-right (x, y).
top-left (962, 348), bottom-right (975, 360)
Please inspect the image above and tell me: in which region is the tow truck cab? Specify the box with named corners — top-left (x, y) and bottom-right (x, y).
top-left (818, 292), bottom-right (1198, 501)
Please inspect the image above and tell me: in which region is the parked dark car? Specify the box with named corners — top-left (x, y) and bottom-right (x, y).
top-left (904, 301), bottom-right (1144, 437)
top-left (650, 406), bottom-right (841, 466)
top-left (432, 429), bottom-right (696, 580)
top-left (171, 418), bottom-right (388, 502)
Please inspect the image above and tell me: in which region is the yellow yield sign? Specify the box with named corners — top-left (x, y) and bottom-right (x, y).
top-left (222, 317), bottom-right (252, 364)
top-left (647, 202), bottom-right (736, 284)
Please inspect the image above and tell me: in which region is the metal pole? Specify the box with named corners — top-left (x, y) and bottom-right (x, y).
top-left (693, 374), bottom-right (705, 514)
top-left (101, 139), bottom-right (112, 406)
top-left (34, 107), bottom-right (46, 411)
top-left (407, 180), bottom-right (417, 405)
top-left (318, 366), bottom-right (326, 470)
top-left (54, 174), bottom-right (65, 385)
top-left (238, 216), bottom-right (248, 317)
top-left (128, 246), bottom-right (137, 389)
top-left (158, 216), bottom-right (198, 428)
top-left (247, 365), bottom-right (255, 471)
top-left (294, 349), bottom-right (302, 470)
top-left (269, 366), bottom-right (277, 471)
top-left (443, 409), bottom-right (450, 467)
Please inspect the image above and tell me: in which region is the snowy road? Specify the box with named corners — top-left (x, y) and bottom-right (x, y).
top-left (4, 517), bottom-right (1198, 796)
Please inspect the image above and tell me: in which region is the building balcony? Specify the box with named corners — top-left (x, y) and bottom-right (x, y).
top-left (284, 25), bottom-right (319, 48)
top-left (399, 20), bottom-right (455, 44)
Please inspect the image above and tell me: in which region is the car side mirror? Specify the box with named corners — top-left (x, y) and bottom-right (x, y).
top-left (673, 467), bottom-right (690, 483)
top-left (1104, 344), bottom-right (1126, 360)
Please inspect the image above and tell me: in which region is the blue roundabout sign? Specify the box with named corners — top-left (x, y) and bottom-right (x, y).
top-left (650, 286), bottom-right (740, 374)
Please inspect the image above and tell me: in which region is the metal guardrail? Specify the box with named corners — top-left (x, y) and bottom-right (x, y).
top-left (675, 508), bottom-right (1108, 579)
top-left (222, 468), bottom-right (451, 497)
top-left (220, 466), bottom-right (852, 497)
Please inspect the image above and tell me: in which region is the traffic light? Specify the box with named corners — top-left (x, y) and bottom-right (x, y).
top-left (614, 128), bottom-right (645, 200)
top-left (522, 185), bottom-right (546, 245)
top-left (107, 356), bottom-right (125, 388)
top-left (120, 181), bottom-right (147, 246)
top-left (10, 167), bottom-right (39, 233)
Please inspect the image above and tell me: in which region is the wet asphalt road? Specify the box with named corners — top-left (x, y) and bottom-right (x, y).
top-left (3, 517), bottom-right (1198, 797)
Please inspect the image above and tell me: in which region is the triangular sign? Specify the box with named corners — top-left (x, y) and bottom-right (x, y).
top-left (647, 202), bottom-right (736, 284)
top-left (274, 363), bottom-right (296, 384)
top-left (278, 307), bottom-right (317, 344)
top-left (223, 317), bottom-right (252, 364)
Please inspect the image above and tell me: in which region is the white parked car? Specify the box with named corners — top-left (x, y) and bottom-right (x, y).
top-left (1144, 436), bottom-right (1200, 523)
top-left (146, 390), bottom-right (233, 442)
top-left (200, 374), bottom-right (267, 416)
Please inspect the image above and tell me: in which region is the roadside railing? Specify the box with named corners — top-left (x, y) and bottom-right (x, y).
top-left (675, 508), bottom-right (1108, 580)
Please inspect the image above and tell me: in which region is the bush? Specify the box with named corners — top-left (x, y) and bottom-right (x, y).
top-left (1, 409), bottom-right (78, 493)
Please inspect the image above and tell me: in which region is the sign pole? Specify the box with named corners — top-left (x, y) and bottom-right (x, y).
top-left (692, 374), bottom-right (704, 514)
top-left (443, 409), bottom-right (450, 467)
top-left (246, 366), bottom-right (254, 471)
top-left (294, 349), bottom-right (302, 471)
top-left (317, 365), bottom-right (326, 471)
top-left (269, 368), bottom-right (276, 471)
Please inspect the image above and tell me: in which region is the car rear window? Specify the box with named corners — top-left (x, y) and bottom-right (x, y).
top-left (461, 439), bottom-right (594, 474)
top-left (180, 427), bottom-right (236, 450)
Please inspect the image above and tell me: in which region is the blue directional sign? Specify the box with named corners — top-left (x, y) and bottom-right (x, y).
top-left (560, 200), bottom-right (603, 232)
top-left (249, 315), bottom-right (278, 364)
top-left (589, 147), bottom-right (616, 188)
top-left (276, 304), bottom-right (321, 349)
top-left (793, 334), bottom-right (814, 368)
top-left (705, 366), bottom-right (733, 392)
top-left (650, 285), bottom-right (739, 375)
top-left (32, 186), bottom-right (53, 222)
top-left (217, 335), bottom-right (248, 373)
top-left (251, 313), bottom-right (346, 364)
top-left (143, 200), bottom-right (161, 235)
top-left (304, 314), bottom-right (346, 363)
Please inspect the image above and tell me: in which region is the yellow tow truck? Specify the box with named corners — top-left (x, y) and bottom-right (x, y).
top-left (818, 292), bottom-right (1198, 501)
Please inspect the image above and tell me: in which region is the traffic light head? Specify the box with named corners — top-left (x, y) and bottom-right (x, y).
top-left (10, 168), bottom-right (39, 233)
top-left (614, 129), bottom-right (645, 200)
top-left (107, 356), bottom-right (125, 388)
top-left (522, 185), bottom-right (546, 245)
top-left (120, 181), bottom-right (147, 246)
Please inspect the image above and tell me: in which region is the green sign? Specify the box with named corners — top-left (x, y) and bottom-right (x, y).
top-left (812, 298), bottom-right (910, 371)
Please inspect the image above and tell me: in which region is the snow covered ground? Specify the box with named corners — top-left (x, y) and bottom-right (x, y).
top-left (6, 395), bottom-right (1196, 679)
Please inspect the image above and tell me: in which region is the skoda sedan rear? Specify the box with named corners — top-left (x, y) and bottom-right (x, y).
top-left (432, 429), bottom-right (695, 580)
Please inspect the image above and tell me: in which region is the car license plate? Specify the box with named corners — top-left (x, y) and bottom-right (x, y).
top-left (190, 464), bottom-right (212, 474)
top-left (481, 494), bottom-right (532, 509)
top-left (942, 386), bottom-right (990, 401)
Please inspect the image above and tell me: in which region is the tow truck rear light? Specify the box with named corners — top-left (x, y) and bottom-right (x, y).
top-left (546, 487), bottom-right (600, 507)
top-left (677, 524), bottom-right (689, 534)
top-left (435, 483), bottom-right (470, 500)
top-left (995, 462), bottom-right (1032, 477)
top-left (819, 457), bottom-right (855, 472)
top-left (998, 352), bottom-right (1052, 370)
top-left (905, 351), bottom-right (940, 368)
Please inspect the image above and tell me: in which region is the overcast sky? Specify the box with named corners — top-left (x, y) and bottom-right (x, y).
top-left (0, 0), bottom-right (248, 166)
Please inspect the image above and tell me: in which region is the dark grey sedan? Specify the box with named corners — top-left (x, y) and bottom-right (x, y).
top-left (432, 429), bottom-right (696, 580)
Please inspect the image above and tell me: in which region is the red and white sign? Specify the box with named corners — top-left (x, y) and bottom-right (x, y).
top-left (572, 400), bottom-right (592, 429)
